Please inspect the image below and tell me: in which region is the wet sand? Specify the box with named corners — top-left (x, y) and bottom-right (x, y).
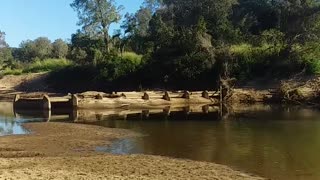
top-left (0, 122), bottom-right (264, 179)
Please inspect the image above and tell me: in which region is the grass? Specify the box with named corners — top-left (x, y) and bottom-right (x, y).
top-left (0, 59), bottom-right (73, 76)
top-left (1, 68), bottom-right (23, 76)
top-left (23, 59), bottom-right (73, 73)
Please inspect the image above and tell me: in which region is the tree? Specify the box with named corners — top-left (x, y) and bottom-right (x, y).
top-left (18, 40), bottom-right (35, 62)
top-left (69, 31), bottom-right (105, 64)
top-left (0, 31), bottom-right (13, 69)
top-left (0, 31), bottom-right (8, 48)
top-left (121, 0), bottom-right (163, 53)
top-left (33, 37), bottom-right (53, 60)
top-left (70, 0), bottom-right (123, 53)
top-left (52, 39), bottom-right (69, 58)
top-left (18, 37), bottom-right (52, 61)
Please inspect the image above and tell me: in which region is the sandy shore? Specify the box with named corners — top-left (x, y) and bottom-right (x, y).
top-left (0, 155), bottom-right (263, 180)
top-left (0, 122), bottom-right (264, 179)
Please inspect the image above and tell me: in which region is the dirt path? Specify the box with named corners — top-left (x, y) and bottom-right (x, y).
top-left (0, 122), bottom-right (264, 180)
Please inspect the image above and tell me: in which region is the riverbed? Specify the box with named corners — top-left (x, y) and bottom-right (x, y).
top-left (1, 103), bottom-right (320, 179)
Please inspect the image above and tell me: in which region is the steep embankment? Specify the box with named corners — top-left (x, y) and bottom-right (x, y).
top-left (0, 73), bottom-right (55, 101)
top-left (0, 73), bottom-right (49, 92)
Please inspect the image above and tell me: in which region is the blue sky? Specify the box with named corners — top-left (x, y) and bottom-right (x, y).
top-left (0, 0), bottom-right (143, 47)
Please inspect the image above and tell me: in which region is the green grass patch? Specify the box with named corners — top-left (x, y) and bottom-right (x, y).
top-left (1, 59), bottom-right (73, 77)
top-left (1, 68), bottom-right (23, 76)
top-left (22, 58), bottom-right (73, 73)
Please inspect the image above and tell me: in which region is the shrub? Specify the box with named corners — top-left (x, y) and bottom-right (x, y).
top-left (97, 54), bottom-right (140, 81)
top-left (121, 52), bottom-right (143, 65)
top-left (23, 58), bottom-right (73, 73)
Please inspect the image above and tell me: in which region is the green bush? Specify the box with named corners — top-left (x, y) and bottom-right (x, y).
top-left (230, 43), bottom-right (286, 81)
top-left (121, 52), bottom-right (143, 65)
top-left (97, 53), bottom-right (140, 81)
top-left (296, 42), bottom-right (320, 74)
top-left (306, 60), bottom-right (320, 74)
top-left (23, 58), bottom-right (73, 73)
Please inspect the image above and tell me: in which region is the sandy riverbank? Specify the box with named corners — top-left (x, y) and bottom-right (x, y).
top-left (0, 122), bottom-right (264, 179)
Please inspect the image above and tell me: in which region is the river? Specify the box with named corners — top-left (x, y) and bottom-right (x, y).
top-left (1, 102), bottom-right (320, 180)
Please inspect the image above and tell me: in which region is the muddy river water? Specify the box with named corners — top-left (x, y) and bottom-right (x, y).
top-left (1, 102), bottom-right (320, 180)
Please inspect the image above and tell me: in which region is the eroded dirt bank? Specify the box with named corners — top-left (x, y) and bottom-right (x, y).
top-left (0, 122), bottom-right (263, 180)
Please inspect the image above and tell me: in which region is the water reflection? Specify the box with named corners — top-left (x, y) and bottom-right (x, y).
top-left (90, 105), bottom-right (320, 180)
top-left (0, 102), bottom-right (29, 136)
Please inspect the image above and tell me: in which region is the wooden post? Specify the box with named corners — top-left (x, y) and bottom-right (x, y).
top-left (43, 94), bottom-right (51, 110)
top-left (14, 94), bottom-right (20, 103)
top-left (163, 106), bottom-right (171, 116)
top-left (13, 94), bottom-right (20, 117)
top-left (220, 85), bottom-right (223, 103)
top-left (183, 106), bottom-right (191, 115)
top-left (142, 92), bottom-right (150, 100)
top-left (202, 105), bottom-right (209, 114)
top-left (163, 91), bottom-right (171, 101)
top-left (70, 109), bottom-right (79, 122)
top-left (219, 85), bottom-right (223, 118)
top-left (182, 91), bottom-right (190, 99)
top-left (142, 110), bottom-right (150, 118)
top-left (120, 93), bottom-right (126, 98)
top-left (72, 94), bottom-right (79, 108)
top-left (202, 91), bottom-right (210, 99)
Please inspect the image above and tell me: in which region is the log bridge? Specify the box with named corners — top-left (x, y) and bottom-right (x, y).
top-left (13, 91), bottom-right (219, 110)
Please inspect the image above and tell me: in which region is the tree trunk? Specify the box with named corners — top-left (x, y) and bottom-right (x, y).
top-left (104, 34), bottom-right (110, 53)
top-left (102, 24), bottom-right (110, 53)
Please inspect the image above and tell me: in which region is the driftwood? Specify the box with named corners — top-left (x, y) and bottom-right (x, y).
top-left (220, 77), bottom-right (236, 101)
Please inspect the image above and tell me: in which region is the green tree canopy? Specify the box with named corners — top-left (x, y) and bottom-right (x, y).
top-left (52, 39), bottom-right (69, 59)
top-left (0, 31), bottom-right (13, 69)
top-left (18, 37), bottom-right (53, 61)
top-left (71, 0), bottom-right (124, 52)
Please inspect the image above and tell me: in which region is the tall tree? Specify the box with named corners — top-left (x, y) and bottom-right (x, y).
top-left (121, 0), bottom-right (162, 53)
top-left (70, 0), bottom-right (123, 53)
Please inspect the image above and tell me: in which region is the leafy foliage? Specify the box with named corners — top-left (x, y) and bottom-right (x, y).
top-left (70, 0), bottom-right (123, 52)
top-left (2, 0), bottom-right (320, 91)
